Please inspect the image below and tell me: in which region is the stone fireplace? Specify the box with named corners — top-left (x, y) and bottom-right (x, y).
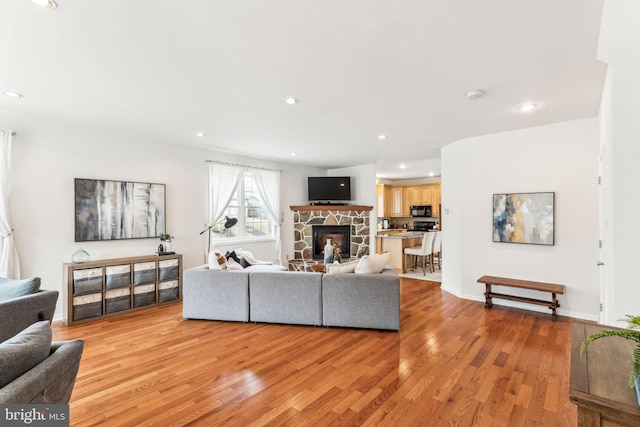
top-left (290, 205), bottom-right (372, 261)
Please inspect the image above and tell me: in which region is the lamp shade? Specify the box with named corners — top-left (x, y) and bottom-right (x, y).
top-left (224, 217), bottom-right (238, 229)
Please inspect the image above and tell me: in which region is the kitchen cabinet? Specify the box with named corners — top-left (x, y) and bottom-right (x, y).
top-left (377, 183), bottom-right (441, 218)
top-left (431, 184), bottom-right (441, 217)
top-left (391, 187), bottom-right (404, 217)
top-left (402, 186), bottom-right (419, 216)
top-left (376, 184), bottom-right (393, 217)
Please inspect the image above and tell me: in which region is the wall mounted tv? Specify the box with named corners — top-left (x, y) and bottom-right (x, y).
top-left (307, 176), bottom-right (351, 203)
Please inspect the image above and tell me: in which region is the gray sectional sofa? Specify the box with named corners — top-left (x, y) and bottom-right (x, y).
top-left (183, 264), bottom-right (400, 330)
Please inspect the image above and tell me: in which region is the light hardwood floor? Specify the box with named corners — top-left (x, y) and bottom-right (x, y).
top-left (52, 278), bottom-right (577, 426)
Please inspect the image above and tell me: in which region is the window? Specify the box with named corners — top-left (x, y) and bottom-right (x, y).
top-left (208, 165), bottom-right (279, 242)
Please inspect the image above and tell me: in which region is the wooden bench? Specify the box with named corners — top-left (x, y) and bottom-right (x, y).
top-left (477, 275), bottom-right (565, 319)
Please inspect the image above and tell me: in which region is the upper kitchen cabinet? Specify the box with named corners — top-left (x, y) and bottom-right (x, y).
top-left (391, 187), bottom-right (404, 217)
top-left (376, 184), bottom-right (393, 217)
top-left (377, 183), bottom-right (441, 218)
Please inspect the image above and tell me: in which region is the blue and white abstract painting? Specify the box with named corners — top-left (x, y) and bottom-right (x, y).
top-left (492, 192), bottom-right (554, 245)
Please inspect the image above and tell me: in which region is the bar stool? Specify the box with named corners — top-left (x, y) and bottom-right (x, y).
top-left (404, 232), bottom-right (436, 275)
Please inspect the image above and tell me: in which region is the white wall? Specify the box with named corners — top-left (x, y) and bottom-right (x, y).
top-left (328, 164), bottom-right (378, 253)
top-left (9, 123), bottom-right (320, 321)
top-left (441, 118), bottom-right (600, 320)
top-left (597, 0), bottom-right (640, 326)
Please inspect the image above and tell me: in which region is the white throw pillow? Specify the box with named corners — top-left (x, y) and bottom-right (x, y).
top-left (354, 252), bottom-right (390, 274)
top-left (226, 257), bottom-right (244, 271)
top-left (207, 250), bottom-right (227, 270)
top-left (325, 259), bottom-right (359, 274)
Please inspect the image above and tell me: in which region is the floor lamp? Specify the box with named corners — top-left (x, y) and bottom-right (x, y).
top-left (200, 216), bottom-right (238, 255)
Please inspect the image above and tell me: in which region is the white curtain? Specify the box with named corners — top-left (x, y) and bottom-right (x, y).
top-left (207, 162), bottom-right (245, 249)
top-left (253, 169), bottom-right (281, 264)
top-left (0, 130), bottom-right (20, 278)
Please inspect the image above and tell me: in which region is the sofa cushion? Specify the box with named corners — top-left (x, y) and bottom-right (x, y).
top-left (325, 259), bottom-right (359, 274)
top-left (354, 252), bottom-right (390, 274)
top-left (0, 320), bottom-right (52, 388)
top-left (207, 250), bottom-right (227, 270)
top-left (0, 277), bottom-right (41, 301)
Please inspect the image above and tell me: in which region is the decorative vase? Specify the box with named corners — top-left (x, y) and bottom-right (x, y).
top-left (71, 249), bottom-right (90, 263)
top-left (333, 249), bottom-right (341, 264)
top-left (323, 238), bottom-right (334, 265)
top-left (163, 241), bottom-right (172, 252)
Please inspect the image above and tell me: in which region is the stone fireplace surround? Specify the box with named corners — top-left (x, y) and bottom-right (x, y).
top-left (291, 205), bottom-right (373, 261)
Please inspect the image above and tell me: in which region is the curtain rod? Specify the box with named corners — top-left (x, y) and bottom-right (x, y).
top-left (205, 160), bottom-right (281, 172)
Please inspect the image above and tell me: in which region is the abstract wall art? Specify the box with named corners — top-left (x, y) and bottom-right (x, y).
top-left (492, 192), bottom-right (554, 245)
top-left (75, 178), bottom-right (166, 242)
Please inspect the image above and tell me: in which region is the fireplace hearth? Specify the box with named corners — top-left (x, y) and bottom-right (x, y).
top-left (312, 225), bottom-right (350, 260)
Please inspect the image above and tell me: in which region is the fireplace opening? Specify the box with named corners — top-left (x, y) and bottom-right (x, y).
top-left (312, 225), bottom-right (351, 261)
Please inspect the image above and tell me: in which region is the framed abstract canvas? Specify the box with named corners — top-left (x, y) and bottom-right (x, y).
top-left (75, 178), bottom-right (166, 242)
top-left (492, 192), bottom-right (554, 245)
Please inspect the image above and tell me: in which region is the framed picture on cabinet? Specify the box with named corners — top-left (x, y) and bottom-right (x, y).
top-left (75, 178), bottom-right (166, 242)
top-left (492, 192), bottom-right (554, 245)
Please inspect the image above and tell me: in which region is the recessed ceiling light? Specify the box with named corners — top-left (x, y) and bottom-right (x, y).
top-left (28, 0), bottom-right (57, 8)
top-left (466, 89), bottom-right (486, 100)
top-left (378, 134), bottom-right (387, 140)
top-left (3, 91), bottom-right (24, 98)
top-left (195, 132), bottom-right (206, 137)
top-left (399, 164), bottom-right (407, 169)
top-left (290, 152), bottom-right (297, 157)
top-left (285, 98), bottom-right (299, 105)
top-left (429, 172), bottom-right (435, 177)
top-left (517, 103), bottom-right (538, 112)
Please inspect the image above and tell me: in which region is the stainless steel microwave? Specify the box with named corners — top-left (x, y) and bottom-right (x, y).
top-left (410, 205), bottom-right (432, 217)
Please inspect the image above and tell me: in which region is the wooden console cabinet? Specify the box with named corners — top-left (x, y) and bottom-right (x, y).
top-left (63, 254), bottom-right (182, 326)
top-left (570, 321), bottom-right (640, 426)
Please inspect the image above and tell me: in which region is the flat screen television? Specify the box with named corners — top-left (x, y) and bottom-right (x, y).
top-left (308, 176), bottom-right (351, 203)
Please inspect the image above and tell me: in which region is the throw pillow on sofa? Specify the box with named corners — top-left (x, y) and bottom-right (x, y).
top-left (207, 250), bottom-right (227, 270)
top-left (325, 259), bottom-right (359, 274)
top-left (225, 250), bottom-right (241, 263)
top-left (226, 258), bottom-right (245, 271)
top-left (0, 277), bottom-right (41, 301)
top-left (0, 320), bottom-right (52, 388)
top-left (354, 252), bottom-right (390, 274)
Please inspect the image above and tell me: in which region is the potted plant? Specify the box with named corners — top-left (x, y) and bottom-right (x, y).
top-left (159, 233), bottom-right (173, 252)
top-left (581, 315), bottom-right (640, 400)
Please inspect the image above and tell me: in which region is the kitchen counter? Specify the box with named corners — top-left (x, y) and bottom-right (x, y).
top-left (376, 231), bottom-right (425, 239)
top-left (376, 232), bottom-right (426, 272)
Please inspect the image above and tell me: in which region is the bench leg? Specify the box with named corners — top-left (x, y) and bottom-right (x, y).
top-left (551, 293), bottom-right (558, 319)
top-left (484, 284), bottom-right (493, 308)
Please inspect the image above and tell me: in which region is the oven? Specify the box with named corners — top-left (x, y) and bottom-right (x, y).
top-left (411, 220), bottom-right (438, 231)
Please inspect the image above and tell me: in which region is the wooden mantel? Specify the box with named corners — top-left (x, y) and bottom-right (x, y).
top-left (290, 205), bottom-right (373, 211)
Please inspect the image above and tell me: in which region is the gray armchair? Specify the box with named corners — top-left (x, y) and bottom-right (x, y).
top-left (0, 340), bottom-right (84, 404)
top-left (0, 284), bottom-right (83, 404)
top-left (0, 289), bottom-right (59, 343)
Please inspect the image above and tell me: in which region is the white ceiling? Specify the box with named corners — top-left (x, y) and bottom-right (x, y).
top-left (0, 1), bottom-right (606, 180)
